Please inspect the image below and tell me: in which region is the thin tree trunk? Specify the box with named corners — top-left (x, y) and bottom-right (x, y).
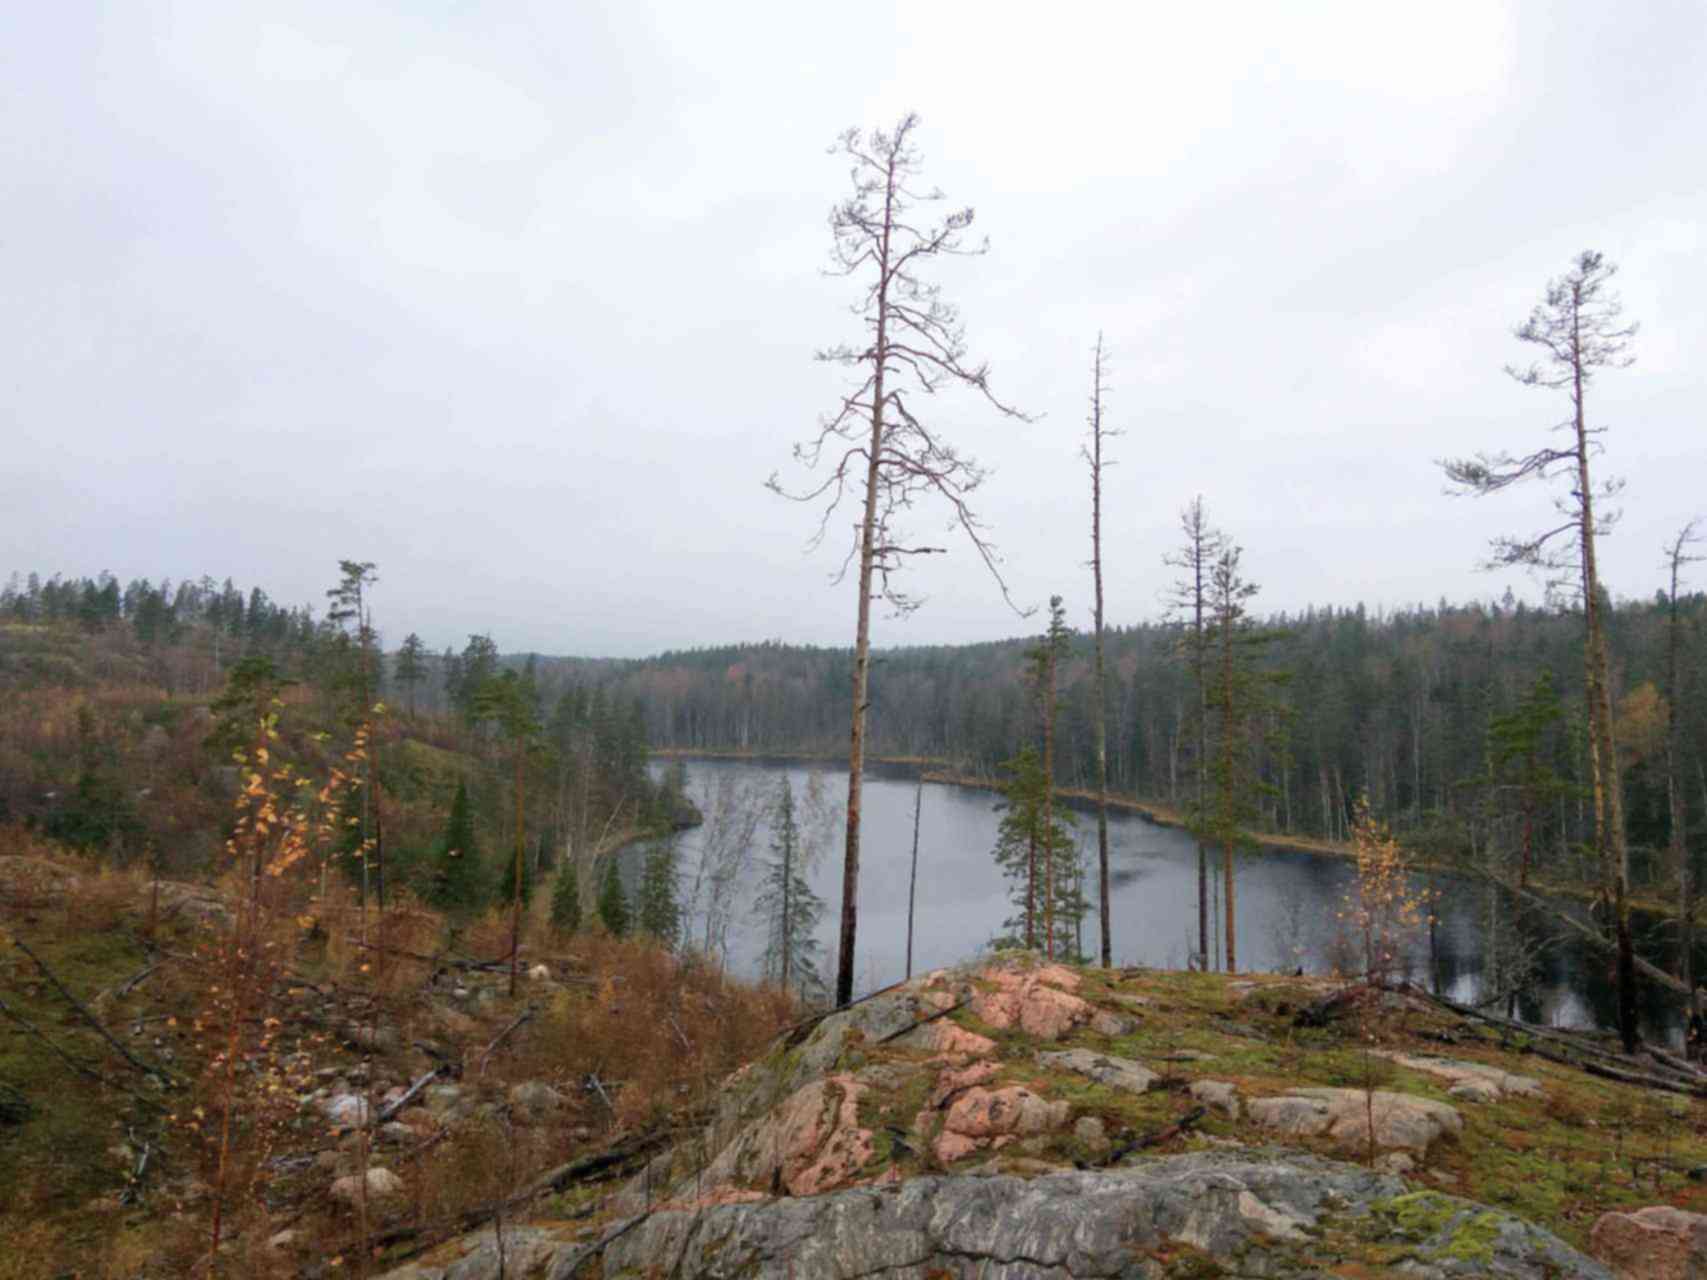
top-left (1196, 560), bottom-right (1209, 969)
top-left (906, 777), bottom-right (922, 979)
top-left (510, 744), bottom-right (525, 999)
top-left (1665, 530), bottom-right (1697, 1016)
top-left (836, 175), bottom-right (893, 1008)
top-left (1088, 336), bottom-right (1113, 968)
top-left (1571, 300), bottom-right (1636, 1051)
top-left (1221, 609), bottom-right (1238, 974)
top-left (1043, 646), bottom-right (1058, 960)
top-left (782, 789), bottom-right (793, 992)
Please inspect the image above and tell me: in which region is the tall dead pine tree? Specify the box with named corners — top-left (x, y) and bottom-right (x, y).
top-left (1441, 250), bottom-right (1640, 1052)
top-left (1663, 519), bottom-right (1702, 1018)
top-left (771, 112), bottom-right (1027, 1007)
top-left (1082, 336), bottom-right (1121, 968)
top-left (1166, 499), bottom-right (1223, 969)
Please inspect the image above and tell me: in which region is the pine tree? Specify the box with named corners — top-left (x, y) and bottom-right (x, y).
top-left (990, 748), bottom-right (1078, 953)
top-left (635, 836), bottom-right (682, 946)
top-left (1200, 541), bottom-right (1284, 972)
top-left (430, 781), bottom-right (486, 914)
top-left (549, 861), bottom-right (582, 934)
top-left (770, 113), bottom-right (1029, 1008)
top-left (597, 856), bottom-right (630, 937)
top-left (1441, 249), bottom-right (1641, 1052)
top-left (393, 633), bottom-right (427, 715)
top-left (550, 865), bottom-right (582, 933)
top-left (1028, 596), bottom-right (1072, 959)
top-left (755, 777), bottom-right (825, 998)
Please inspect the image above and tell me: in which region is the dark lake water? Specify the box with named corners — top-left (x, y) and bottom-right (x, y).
top-left (634, 758), bottom-right (1692, 1044)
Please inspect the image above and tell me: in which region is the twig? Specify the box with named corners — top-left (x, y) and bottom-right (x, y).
top-left (1101, 1106), bottom-right (1206, 1165)
top-left (585, 1072), bottom-right (616, 1116)
top-left (115, 961), bottom-right (164, 998)
top-left (477, 1006), bottom-right (535, 1076)
top-left (875, 997), bottom-right (970, 1045)
top-left (12, 936), bottom-right (179, 1088)
top-left (120, 1132), bottom-right (155, 1205)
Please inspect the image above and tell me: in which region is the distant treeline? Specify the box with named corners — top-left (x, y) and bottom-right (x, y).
top-left (594, 596), bottom-right (1707, 890)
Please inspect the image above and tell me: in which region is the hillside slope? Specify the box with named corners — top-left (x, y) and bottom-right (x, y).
top-left (377, 955), bottom-right (1707, 1279)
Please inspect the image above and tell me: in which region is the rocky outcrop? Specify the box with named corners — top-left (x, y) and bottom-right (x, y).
top-left (381, 1150), bottom-right (1609, 1279)
top-left (969, 962), bottom-right (1095, 1040)
top-left (1589, 1204), bottom-right (1707, 1279)
top-left (688, 1073), bottom-right (877, 1202)
top-left (376, 956), bottom-right (1621, 1279)
top-left (1035, 1048), bottom-right (1157, 1096)
top-left (932, 1085), bottom-right (1069, 1164)
top-left (1248, 1086), bottom-right (1462, 1153)
top-left (1377, 1051), bottom-right (1543, 1103)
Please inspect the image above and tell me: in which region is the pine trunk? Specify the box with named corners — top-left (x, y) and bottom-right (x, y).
top-left (1571, 302), bottom-right (1636, 1052)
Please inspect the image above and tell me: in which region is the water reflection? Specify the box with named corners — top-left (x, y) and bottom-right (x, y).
top-left (639, 759), bottom-right (1692, 1045)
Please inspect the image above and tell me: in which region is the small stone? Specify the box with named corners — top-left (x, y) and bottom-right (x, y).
top-left (1189, 1080), bottom-right (1241, 1119)
top-left (267, 1229), bottom-right (300, 1250)
top-left (508, 1081), bottom-right (566, 1123)
top-left (1073, 1116), bottom-right (1110, 1155)
top-left (330, 1165), bottom-right (404, 1204)
top-left (1448, 1079), bottom-right (1501, 1104)
top-left (398, 1107), bottom-right (437, 1136)
top-left (424, 1084), bottom-right (463, 1117)
top-left (528, 963), bottom-right (551, 980)
top-left (1090, 1010), bottom-right (1137, 1037)
top-left (345, 1022), bottom-right (401, 1054)
top-left (1375, 1151), bottom-right (1416, 1175)
top-left (323, 1093), bottom-right (371, 1128)
top-left (378, 1122), bottom-right (415, 1145)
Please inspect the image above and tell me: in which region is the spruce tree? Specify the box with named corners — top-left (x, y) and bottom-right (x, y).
top-left (597, 856), bottom-right (630, 936)
top-left (430, 781), bottom-right (486, 914)
top-left (636, 836), bottom-right (682, 946)
top-left (755, 777), bottom-right (825, 998)
top-left (549, 862), bottom-right (582, 934)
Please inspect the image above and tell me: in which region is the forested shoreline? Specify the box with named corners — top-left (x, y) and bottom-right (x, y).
top-left (8, 568), bottom-right (1703, 907)
top-left (605, 593), bottom-right (1707, 900)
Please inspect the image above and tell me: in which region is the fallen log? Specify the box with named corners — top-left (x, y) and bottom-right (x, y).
top-left (374, 1065), bottom-right (444, 1127)
top-left (358, 1126), bottom-right (675, 1266)
top-left (1486, 873), bottom-right (1692, 997)
top-left (12, 936), bottom-right (179, 1088)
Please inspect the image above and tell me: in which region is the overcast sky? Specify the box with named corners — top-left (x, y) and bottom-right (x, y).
top-left (5, 1), bottom-right (1703, 658)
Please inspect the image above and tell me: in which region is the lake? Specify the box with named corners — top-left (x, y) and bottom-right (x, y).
top-left (635, 758), bottom-right (1693, 1044)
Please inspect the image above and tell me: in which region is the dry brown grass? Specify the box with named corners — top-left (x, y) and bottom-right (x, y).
top-left (508, 933), bottom-right (797, 1132)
